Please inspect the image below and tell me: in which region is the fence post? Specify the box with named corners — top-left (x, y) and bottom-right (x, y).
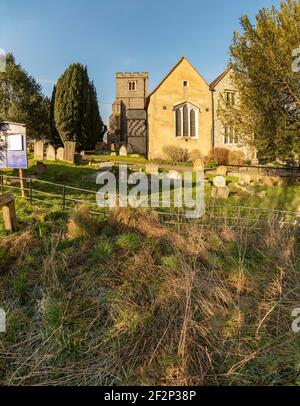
top-left (29, 178), bottom-right (33, 205)
top-left (62, 185), bottom-right (66, 211)
top-left (1, 172), bottom-right (3, 195)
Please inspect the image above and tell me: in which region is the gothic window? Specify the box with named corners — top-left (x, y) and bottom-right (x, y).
top-left (190, 109), bottom-right (196, 138)
top-left (174, 103), bottom-right (199, 139)
top-left (223, 125), bottom-right (238, 144)
top-left (183, 105), bottom-right (189, 137)
top-left (176, 108), bottom-right (182, 137)
top-left (226, 91), bottom-right (236, 106)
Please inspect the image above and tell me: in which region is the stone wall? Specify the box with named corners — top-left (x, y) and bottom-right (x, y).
top-left (213, 70), bottom-right (257, 163)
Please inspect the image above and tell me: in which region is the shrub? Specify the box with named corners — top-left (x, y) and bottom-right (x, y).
top-left (189, 149), bottom-right (203, 163)
top-left (162, 145), bottom-right (189, 163)
top-left (67, 205), bottom-right (99, 239)
top-left (212, 147), bottom-right (230, 165)
top-left (228, 150), bottom-right (245, 165)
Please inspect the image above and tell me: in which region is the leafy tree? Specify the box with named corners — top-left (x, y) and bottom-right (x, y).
top-left (53, 63), bottom-right (106, 150)
top-left (0, 53), bottom-right (50, 139)
top-left (219, 0), bottom-right (300, 163)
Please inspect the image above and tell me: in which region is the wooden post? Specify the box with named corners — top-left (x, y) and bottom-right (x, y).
top-left (19, 168), bottom-right (26, 198)
top-left (0, 193), bottom-right (17, 232)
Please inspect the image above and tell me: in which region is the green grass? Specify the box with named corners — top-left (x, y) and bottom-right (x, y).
top-left (0, 203), bottom-right (299, 386)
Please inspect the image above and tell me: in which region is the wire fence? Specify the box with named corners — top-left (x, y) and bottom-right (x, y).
top-left (0, 172), bottom-right (299, 229)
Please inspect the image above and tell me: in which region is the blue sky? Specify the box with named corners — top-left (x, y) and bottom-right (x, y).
top-left (0, 0), bottom-right (280, 124)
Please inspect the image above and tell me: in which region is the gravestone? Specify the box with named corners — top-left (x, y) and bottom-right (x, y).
top-left (213, 176), bottom-right (226, 188)
top-left (99, 162), bottom-right (114, 171)
top-left (34, 140), bottom-right (44, 161)
top-left (193, 159), bottom-right (204, 172)
top-left (46, 145), bottom-right (56, 161)
top-left (36, 161), bottom-right (47, 175)
top-left (216, 166), bottom-right (227, 176)
top-left (63, 141), bottom-right (76, 163)
top-left (56, 147), bottom-right (64, 161)
top-left (211, 186), bottom-right (230, 199)
top-left (167, 170), bottom-right (181, 181)
top-left (238, 173), bottom-right (252, 186)
top-left (119, 145), bottom-right (128, 157)
top-left (145, 164), bottom-right (159, 175)
top-left (127, 144), bottom-right (133, 154)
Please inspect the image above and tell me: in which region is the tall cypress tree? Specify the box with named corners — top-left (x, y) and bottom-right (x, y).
top-left (49, 85), bottom-right (62, 146)
top-left (53, 63), bottom-right (105, 150)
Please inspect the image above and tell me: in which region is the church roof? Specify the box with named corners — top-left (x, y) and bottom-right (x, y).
top-left (146, 56), bottom-right (209, 105)
top-left (209, 68), bottom-right (231, 90)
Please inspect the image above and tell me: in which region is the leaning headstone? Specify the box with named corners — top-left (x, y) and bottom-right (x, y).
top-left (216, 166), bottom-right (228, 176)
top-left (56, 147), bottom-right (64, 161)
top-left (99, 162), bottom-right (114, 171)
top-left (238, 173), bottom-right (252, 186)
top-left (193, 159), bottom-right (204, 172)
top-left (46, 145), bottom-right (56, 161)
top-left (213, 176), bottom-right (226, 188)
top-left (211, 186), bottom-right (230, 199)
top-left (36, 161), bottom-right (47, 175)
top-left (34, 140), bottom-right (44, 161)
top-left (63, 141), bottom-right (76, 163)
top-left (145, 164), bottom-right (159, 175)
top-left (127, 143), bottom-right (133, 154)
top-left (167, 170), bottom-right (181, 181)
top-left (119, 145), bottom-right (128, 157)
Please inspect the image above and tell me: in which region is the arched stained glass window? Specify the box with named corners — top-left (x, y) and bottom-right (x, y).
top-left (176, 108), bottom-right (182, 137)
top-left (183, 105), bottom-right (189, 137)
top-left (190, 109), bottom-right (196, 138)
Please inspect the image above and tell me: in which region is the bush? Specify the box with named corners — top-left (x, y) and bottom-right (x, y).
top-left (228, 150), bottom-right (245, 165)
top-left (189, 149), bottom-right (203, 163)
top-left (212, 148), bottom-right (230, 165)
top-left (162, 145), bottom-right (189, 163)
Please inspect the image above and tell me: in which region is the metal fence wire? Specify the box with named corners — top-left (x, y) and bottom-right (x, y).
top-left (0, 172), bottom-right (299, 228)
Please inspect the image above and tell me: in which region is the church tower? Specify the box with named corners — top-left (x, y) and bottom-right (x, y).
top-left (109, 72), bottom-right (148, 154)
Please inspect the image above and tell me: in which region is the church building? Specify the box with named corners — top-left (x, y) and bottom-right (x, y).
top-left (108, 57), bottom-right (256, 163)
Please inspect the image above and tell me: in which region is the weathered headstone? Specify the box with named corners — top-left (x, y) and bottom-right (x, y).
top-left (167, 170), bottom-right (181, 181)
top-left (56, 147), bottom-right (64, 161)
top-left (119, 145), bottom-right (128, 157)
top-left (99, 162), bottom-right (114, 171)
top-left (127, 143), bottom-right (133, 154)
top-left (34, 140), bottom-right (44, 161)
top-left (216, 166), bottom-right (228, 176)
top-left (211, 186), bottom-right (230, 199)
top-left (238, 173), bottom-right (252, 186)
top-left (46, 145), bottom-right (56, 161)
top-left (63, 141), bottom-right (76, 163)
top-left (36, 161), bottom-right (47, 175)
top-left (213, 176), bottom-right (226, 188)
top-left (145, 164), bottom-right (159, 175)
top-left (193, 159), bottom-right (204, 172)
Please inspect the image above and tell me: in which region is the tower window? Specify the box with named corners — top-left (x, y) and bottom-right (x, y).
top-left (128, 81), bottom-right (137, 91)
top-left (183, 80), bottom-right (189, 87)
